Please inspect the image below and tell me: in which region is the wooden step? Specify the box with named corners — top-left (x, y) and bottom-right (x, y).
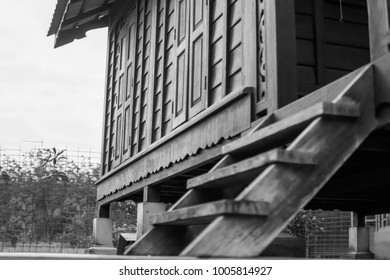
top-left (223, 102), bottom-right (360, 156)
top-left (150, 199), bottom-right (270, 226)
top-left (187, 149), bottom-right (317, 190)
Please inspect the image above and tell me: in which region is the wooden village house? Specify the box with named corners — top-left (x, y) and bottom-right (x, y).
top-left (48, 0), bottom-right (390, 258)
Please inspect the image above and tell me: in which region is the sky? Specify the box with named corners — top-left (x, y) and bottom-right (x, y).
top-left (0, 1), bottom-right (108, 153)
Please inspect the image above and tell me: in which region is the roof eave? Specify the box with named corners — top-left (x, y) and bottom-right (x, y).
top-left (48, 0), bottom-right (113, 48)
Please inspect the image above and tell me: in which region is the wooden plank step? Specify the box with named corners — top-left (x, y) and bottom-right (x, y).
top-left (187, 149), bottom-right (317, 190)
top-left (150, 200), bottom-right (270, 226)
top-left (223, 102), bottom-right (360, 156)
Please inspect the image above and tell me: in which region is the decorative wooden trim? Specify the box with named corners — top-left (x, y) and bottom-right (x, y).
top-left (255, 0), bottom-right (267, 115)
top-left (97, 142), bottom-right (224, 206)
top-left (96, 88), bottom-right (252, 201)
top-left (97, 87), bottom-right (251, 184)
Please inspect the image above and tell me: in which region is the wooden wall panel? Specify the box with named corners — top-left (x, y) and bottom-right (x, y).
top-left (123, 11), bottom-right (138, 162)
top-left (150, 0), bottom-right (176, 144)
top-left (209, 0), bottom-right (226, 106)
top-left (139, 0), bottom-right (152, 151)
top-left (101, 0), bottom-right (248, 179)
top-left (111, 23), bottom-right (122, 168)
top-left (162, 0), bottom-right (175, 137)
top-left (227, 0), bottom-right (243, 93)
top-left (98, 91), bottom-right (252, 201)
top-left (102, 31), bottom-right (116, 175)
top-left (295, 0), bottom-right (370, 97)
top-left (131, 0), bottom-right (153, 156)
top-left (151, 0), bottom-right (167, 143)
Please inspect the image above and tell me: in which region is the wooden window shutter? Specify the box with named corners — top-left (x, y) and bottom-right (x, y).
top-left (188, 0), bottom-right (209, 118)
top-left (172, 0), bottom-right (190, 128)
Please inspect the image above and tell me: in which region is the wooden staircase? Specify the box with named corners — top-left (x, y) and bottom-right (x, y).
top-left (125, 65), bottom-right (377, 257)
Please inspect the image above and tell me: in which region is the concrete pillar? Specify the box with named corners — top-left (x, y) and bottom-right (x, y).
top-left (86, 218), bottom-right (117, 255)
top-left (344, 213), bottom-right (374, 259)
top-left (137, 202), bottom-right (167, 239)
top-left (93, 218), bottom-right (114, 246)
top-left (373, 227), bottom-right (390, 259)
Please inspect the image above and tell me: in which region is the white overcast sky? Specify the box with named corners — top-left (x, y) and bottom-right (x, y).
top-left (0, 1), bottom-right (107, 153)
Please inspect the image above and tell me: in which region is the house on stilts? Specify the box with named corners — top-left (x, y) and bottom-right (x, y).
top-left (48, 0), bottom-right (390, 258)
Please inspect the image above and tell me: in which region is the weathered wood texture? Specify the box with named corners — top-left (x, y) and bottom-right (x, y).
top-left (97, 89), bottom-right (251, 200)
top-left (99, 0), bottom-right (376, 204)
top-left (100, 0), bottom-right (252, 185)
top-left (223, 102), bottom-right (360, 156)
top-left (265, 0), bottom-right (297, 113)
top-left (187, 149), bottom-right (317, 190)
top-left (180, 66), bottom-right (375, 257)
top-left (150, 199), bottom-right (271, 225)
top-left (126, 65), bottom-right (376, 257)
top-left (295, 0), bottom-right (370, 96)
top-left (367, 0), bottom-right (390, 61)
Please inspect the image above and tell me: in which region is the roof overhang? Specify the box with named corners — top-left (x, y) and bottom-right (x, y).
top-left (48, 0), bottom-right (116, 48)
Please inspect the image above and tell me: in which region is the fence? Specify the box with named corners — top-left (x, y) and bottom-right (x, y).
top-left (0, 146), bottom-right (100, 166)
top-left (0, 146), bottom-right (100, 253)
top-left (0, 242), bottom-right (87, 254)
top-left (307, 211), bottom-right (352, 259)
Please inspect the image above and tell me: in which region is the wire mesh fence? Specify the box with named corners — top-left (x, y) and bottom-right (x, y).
top-left (0, 146), bottom-right (100, 253)
top-left (0, 242), bottom-right (86, 254)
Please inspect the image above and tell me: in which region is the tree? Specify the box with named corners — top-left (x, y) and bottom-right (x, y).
top-left (286, 209), bottom-right (324, 257)
top-left (111, 201), bottom-right (137, 247)
top-left (0, 148), bottom-right (98, 249)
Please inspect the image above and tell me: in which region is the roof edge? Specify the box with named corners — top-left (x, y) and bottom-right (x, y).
top-left (47, 0), bottom-right (69, 36)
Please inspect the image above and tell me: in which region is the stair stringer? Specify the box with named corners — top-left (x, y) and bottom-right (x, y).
top-left (179, 65), bottom-right (377, 257)
top-left (125, 65), bottom-right (376, 257)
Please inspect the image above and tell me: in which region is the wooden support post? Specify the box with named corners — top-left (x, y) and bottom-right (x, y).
top-left (367, 0), bottom-right (390, 61)
top-left (139, 184), bottom-right (164, 239)
top-left (265, 0), bottom-right (297, 112)
top-left (143, 185), bottom-right (161, 202)
top-left (98, 203), bottom-right (110, 218)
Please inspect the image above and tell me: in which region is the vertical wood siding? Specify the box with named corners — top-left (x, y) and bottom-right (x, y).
top-left (209, 0), bottom-right (226, 106)
top-left (101, 0), bottom-right (248, 176)
top-left (227, 0), bottom-right (243, 93)
top-left (295, 0), bottom-right (370, 96)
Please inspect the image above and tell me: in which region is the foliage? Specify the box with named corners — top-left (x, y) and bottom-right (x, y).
top-left (286, 210), bottom-right (325, 241)
top-left (111, 201), bottom-right (137, 247)
top-left (0, 148), bottom-right (99, 248)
